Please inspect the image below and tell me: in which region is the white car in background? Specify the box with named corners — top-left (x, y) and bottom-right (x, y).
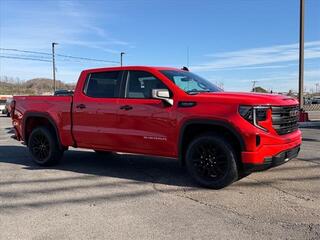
top-left (0, 99), bottom-right (6, 113)
top-left (0, 95), bottom-right (13, 114)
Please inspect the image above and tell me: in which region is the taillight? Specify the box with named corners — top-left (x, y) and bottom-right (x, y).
top-left (239, 105), bottom-right (270, 131)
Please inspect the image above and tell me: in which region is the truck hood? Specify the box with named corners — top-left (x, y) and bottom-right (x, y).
top-left (193, 92), bottom-right (298, 106)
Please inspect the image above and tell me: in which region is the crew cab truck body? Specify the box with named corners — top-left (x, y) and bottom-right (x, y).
top-left (11, 66), bottom-right (302, 189)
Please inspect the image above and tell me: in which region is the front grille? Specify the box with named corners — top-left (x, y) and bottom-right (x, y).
top-left (272, 105), bottom-right (299, 135)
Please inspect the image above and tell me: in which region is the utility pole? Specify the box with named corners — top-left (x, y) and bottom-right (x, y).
top-left (298, 0), bottom-right (305, 109)
top-left (52, 42), bottom-right (58, 93)
top-left (252, 80), bottom-right (258, 92)
top-left (120, 52), bottom-right (125, 66)
top-left (316, 83), bottom-right (319, 93)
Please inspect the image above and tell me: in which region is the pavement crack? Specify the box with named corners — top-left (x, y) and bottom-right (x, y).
top-left (247, 177), bottom-right (313, 202)
top-left (296, 158), bottom-right (320, 165)
top-left (123, 156), bottom-right (246, 218)
top-left (126, 155), bottom-right (318, 225)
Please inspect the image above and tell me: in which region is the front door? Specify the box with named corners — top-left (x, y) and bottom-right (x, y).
top-left (117, 70), bottom-right (177, 157)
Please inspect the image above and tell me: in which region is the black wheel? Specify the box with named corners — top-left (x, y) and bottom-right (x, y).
top-left (7, 112), bottom-right (10, 117)
top-left (185, 134), bottom-right (238, 189)
top-left (28, 127), bottom-right (63, 166)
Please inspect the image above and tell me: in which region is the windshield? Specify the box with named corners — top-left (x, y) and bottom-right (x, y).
top-left (160, 70), bottom-right (222, 94)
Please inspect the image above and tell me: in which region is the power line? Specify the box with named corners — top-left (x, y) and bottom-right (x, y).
top-left (56, 53), bottom-right (119, 63)
top-left (0, 48), bottom-right (52, 56)
top-left (0, 55), bottom-right (52, 62)
top-left (0, 47), bottom-right (120, 63)
top-left (0, 52), bottom-right (52, 60)
top-left (0, 53), bottom-right (118, 64)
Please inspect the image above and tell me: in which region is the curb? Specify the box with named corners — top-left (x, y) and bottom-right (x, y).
top-left (298, 121), bottom-right (320, 128)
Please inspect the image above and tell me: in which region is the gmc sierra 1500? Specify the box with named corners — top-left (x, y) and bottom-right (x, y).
top-left (11, 66), bottom-right (301, 189)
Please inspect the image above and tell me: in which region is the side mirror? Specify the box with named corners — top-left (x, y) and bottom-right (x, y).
top-left (152, 89), bottom-right (173, 106)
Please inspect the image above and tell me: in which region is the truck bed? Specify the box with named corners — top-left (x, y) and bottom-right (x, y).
top-left (12, 95), bottom-right (74, 146)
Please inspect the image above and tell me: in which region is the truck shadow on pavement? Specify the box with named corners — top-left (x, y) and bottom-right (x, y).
top-left (0, 145), bottom-right (319, 211)
top-left (0, 144), bottom-right (200, 211)
top-left (0, 145), bottom-right (196, 188)
top-left (0, 145), bottom-right (319, 189)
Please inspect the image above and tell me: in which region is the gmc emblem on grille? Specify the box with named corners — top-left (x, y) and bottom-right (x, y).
top-left (289, 110), bottom-right (299, 117)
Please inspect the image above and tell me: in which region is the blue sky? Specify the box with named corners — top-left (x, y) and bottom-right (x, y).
top-left (0, 0), bottom-right (319, 92)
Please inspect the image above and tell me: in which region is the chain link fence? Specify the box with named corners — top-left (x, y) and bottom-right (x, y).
top-left (304, 104), bottom-right (320, 111)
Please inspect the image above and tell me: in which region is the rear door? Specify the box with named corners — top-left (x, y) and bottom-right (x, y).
top-left (117, 70), bottom-right (177, 157)
top-left (72, 70), bottom-right (123, 149)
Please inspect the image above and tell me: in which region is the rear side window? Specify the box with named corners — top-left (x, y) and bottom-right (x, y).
top-left (125, 71), bottom-right (168, 99)
top-left (84, 71), bottom-right (122, 98)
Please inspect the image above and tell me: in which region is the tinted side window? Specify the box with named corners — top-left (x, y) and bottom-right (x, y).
top-left (84, 71), bottom-right (121, 98)
top-left (126, 71), bottom-right (168, 99)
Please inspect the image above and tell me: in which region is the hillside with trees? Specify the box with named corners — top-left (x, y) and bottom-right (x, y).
top-left (252, 86), bottom-right (268, 93)
top-left (0, 77), bottom-right (75, 95)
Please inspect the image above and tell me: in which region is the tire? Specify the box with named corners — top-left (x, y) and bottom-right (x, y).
top-left (185, 134), bottom-right (238, 189)
top-left (7, 112), bottom-right (10, 117)
top-left (28, 127), bottom-right (63, 166)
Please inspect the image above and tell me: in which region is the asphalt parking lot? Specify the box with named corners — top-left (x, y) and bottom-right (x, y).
top-left (0, 114), bottom-right (319, 240)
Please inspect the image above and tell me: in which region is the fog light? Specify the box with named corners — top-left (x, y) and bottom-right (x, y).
top-left (256, 135), bottom-right (261, 147)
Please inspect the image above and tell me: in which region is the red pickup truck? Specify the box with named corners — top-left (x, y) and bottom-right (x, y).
top-left (11, 66), bottom-right (302, 189)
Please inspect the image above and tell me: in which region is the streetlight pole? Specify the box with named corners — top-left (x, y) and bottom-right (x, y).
top-left (298, 0), bottom-right (305, 109)
top-left (52, 42), bottom-right (58, 93)
top-left (120, 52), bottom-right (125, 66)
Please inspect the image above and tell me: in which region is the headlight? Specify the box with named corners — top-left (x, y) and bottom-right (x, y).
top-left (255, 107), bottom-right (267, 121)
top-left (239, 106), bottom-right (253, 123)
top-left (239, 105), bottom-right (270, 131)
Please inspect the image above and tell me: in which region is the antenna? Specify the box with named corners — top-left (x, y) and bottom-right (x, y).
top-left (187, 46), bottom-right (190, 68)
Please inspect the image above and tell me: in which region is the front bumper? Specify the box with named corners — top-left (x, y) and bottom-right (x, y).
top-left (243, 145), bottom-right (300, 172)
top-left (241, 131), bottom-right (301, 172)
